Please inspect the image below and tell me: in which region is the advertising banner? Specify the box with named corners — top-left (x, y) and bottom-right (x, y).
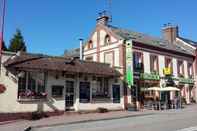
top-left (126, 42), bottom-right (133, 88)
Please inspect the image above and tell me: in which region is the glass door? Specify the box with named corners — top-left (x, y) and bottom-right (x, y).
top-left (65, 81), bottom-right (74, 110)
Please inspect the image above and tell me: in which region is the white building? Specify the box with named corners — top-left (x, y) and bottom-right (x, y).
top-left (0, 51), bottom-right (123, 121)
top-left (83, 13), bottom-right (197, 107)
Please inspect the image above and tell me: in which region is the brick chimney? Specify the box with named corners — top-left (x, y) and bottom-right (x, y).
top-left (162, 24), bottom-right (179, 43)
top-left (96, 11), bottom-right (110, 26)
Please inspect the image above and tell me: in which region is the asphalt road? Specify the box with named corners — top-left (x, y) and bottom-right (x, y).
top-left (33, 105), bottom-right (197, 131)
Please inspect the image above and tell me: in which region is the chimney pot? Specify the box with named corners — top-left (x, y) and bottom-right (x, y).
top-left (96, 11), bottom-right (109, 26)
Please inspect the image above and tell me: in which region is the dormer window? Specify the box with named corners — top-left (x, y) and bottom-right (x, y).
top-left (104, 35), bottom-right (111, 45)
top-left (88, 40), bottom-right (93, 49)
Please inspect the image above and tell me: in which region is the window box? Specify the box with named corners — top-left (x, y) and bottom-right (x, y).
top-left (18, 90), bottom-right (47, 101)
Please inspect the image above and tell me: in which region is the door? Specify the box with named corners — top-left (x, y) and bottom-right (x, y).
top-left (65, 81), bottom-right (74, 110)
top-left (112, 85), bottom-right (120, 103)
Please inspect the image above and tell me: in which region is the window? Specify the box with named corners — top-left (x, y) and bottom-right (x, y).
top-left (165, 58), bottom-right (172, 68)
top-left (188, 62), bottom-right (193, 78)
top-left (79, 82), bottom-right (90, 103)
top-left (177, 60), bottom-right (184, 77)
top-left (104, 52), bottom-right (114, 66)
top-left (85, 56), bottom-right (93, 61)
top-left (92, 78), bottom-right (110, 100)
top-left (18, 72), bottom-right (27, 93)
top-left (150, 55), bottom-right (158, 72)
top-left (104, 35), bottom-right (111, 45)
top-left (88, 40), bottom-right (93, 49)
top-left (18, 71), bottom-right (46, 100)
top-left (52, 86), bottom-right (64, 97)
top-left (133, 52), bottom-right (143, 72)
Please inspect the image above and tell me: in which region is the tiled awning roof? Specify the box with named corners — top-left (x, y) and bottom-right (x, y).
top-left (4, 52), bottom-right (120, 77)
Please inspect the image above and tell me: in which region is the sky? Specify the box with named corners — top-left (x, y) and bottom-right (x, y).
top-left (2, 0), bottom-right (197, 55)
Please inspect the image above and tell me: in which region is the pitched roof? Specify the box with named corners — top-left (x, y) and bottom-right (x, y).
top-left (178, 37), bottom-right (197, 46)
top-left (108, 25), bottom-right (195, 56)
top-left (4, 52), bottom-right (119, 77)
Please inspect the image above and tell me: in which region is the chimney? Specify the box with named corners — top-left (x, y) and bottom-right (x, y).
top-left (162, 23), bottom-right (179, 43)
top-left (79, 38), bottom-right (83, 60)
top-left (96, 11), bottom-right (110, 26)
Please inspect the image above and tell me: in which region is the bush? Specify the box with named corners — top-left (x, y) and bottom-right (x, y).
top-left (30, 111), bottom-right (48, 120)
top-left (96, 107), bottom-right (108, 113)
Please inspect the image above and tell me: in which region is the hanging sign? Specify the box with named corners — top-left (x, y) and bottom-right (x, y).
top-left (126, 42), bottom-right (133, 88)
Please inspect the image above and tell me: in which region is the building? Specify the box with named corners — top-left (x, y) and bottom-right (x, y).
top-left (83, 12), bottom-right (197, 108)
top-left (0, 51), bottom-right (123, 121)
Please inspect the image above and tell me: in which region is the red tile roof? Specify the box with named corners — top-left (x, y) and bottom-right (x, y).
top-left (4, 52), bottom-right (120, 77)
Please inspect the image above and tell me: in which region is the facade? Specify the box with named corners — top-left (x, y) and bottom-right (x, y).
top-left (0, 51), bottom-right (124, 119)
top-left (83, 13), bottom-right (197, 108)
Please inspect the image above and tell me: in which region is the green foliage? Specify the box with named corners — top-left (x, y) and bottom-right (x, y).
top-left (8, 29), bottom-right (27, 52)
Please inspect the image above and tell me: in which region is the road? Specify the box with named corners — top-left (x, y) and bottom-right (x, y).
top-left (33, 105), bottom-right (197, 131)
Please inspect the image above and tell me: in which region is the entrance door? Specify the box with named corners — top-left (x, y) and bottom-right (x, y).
top-left (65, 81), bottom-right (74, 110)
top-left (112, 85), bottom-right (120, 103)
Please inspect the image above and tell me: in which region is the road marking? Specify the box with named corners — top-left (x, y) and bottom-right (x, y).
top-left (177, 126), bottom-right (197, 131)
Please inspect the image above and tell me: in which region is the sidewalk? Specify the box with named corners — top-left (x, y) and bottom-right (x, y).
top-left (0, 110), bottom-right (156, 131)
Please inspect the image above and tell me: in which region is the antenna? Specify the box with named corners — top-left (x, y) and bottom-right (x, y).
top-left (106, 0), bottom-right (112, 23)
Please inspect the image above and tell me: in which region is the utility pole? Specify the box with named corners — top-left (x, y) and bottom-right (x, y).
top-left (0, 0), bottom-right (6, 55)
top-left (0, 0), bottom-right (6, 75)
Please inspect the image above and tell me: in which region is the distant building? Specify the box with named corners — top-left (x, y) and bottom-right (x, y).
top-left (83, 12), bottom-right (197, 108)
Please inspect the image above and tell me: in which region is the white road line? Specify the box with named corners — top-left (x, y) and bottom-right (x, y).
top-left (176, 126), bottom-right (197, 131)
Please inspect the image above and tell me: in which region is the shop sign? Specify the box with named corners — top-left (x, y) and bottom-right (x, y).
top-left (179, 77), bottom-right (194, 84)
top-left (163, 67), bottom-right (172, 75)
top-left (140, 73), bottom-right (160, 80)
top-left (126, 41), bottom-right (133, 88)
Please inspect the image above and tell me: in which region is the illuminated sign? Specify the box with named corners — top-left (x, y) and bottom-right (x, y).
top-left (163, 68), bottom-right (172, 75)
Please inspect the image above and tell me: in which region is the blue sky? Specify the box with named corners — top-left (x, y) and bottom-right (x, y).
top-left (3, 0), bottom-right (197, 55)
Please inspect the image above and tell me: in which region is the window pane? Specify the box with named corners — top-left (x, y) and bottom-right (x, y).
top-left (28, 72), bottom-right (36, 92)
top-left (18, 72), bottom-right (27, 92)
top-left (52, 86), bottom-right (64, 97)
top-left (92, 78), bottom-right (109, 99)
top-left (37, 73), bottom-right (45, 93)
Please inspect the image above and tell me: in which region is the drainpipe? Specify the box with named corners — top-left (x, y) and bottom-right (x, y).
top-left (79, 38), bottom-right (83, 60)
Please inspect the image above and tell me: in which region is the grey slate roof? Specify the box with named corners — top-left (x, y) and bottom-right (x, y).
top-left (179, 37), bottom-right (197, 46)
top-left (108, 25), bottom-right (195, 56)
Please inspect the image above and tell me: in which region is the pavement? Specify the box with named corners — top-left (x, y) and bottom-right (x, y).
top-left (0, 105), bottom-right (197, 131)
top-left (0, 109), bottom-right (156, 131)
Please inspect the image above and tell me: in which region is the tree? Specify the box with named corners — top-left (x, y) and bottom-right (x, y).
top-left (8, 29), bottom-right (27, 52)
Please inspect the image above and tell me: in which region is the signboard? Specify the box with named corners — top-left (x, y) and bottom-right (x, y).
top-left (179, 78), bottom-right (194, 84)
top-left (163, 67), bottom-right (172, 75)
top-left (140, 73), bottom-right (160, 80)
top-left (126, 42), bottom-right (133, 88)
